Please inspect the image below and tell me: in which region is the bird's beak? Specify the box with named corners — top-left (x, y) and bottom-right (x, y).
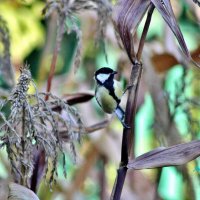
top-left (112, 71), bottom-right (117, 75)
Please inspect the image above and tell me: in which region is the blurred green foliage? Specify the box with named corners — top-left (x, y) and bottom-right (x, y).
top-left (0, 0), bottom-right (45, 63)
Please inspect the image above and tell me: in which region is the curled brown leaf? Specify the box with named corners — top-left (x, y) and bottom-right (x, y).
top-left (113, 0), bottom-right (150, 62)
top-left (128, 140), bottom-right (200, 169)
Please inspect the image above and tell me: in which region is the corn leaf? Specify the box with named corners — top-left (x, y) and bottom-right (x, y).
top-left (128, 140), bottom-right (200, 169)
top-left (151, 0), bottom-right (190, 57)
top-left (113, 0), bottom-right (150, 62)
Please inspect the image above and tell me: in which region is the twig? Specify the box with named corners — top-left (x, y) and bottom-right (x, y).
top-left (45, 43), bottom-right (59, 101)
top-left (136, 3), bottom-right (155, 60)
top-left (85, 120), bottom-right (109, 133)
top-left (59, 120), bottom-right (109, 142)
top-left (21, 104), bottom-right (27, 186)
top-left (45, 15), bottom-right (65, 101)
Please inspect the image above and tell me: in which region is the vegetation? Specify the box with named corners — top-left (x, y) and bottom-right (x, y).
top-left (0, 0), bottom-right (200, 199)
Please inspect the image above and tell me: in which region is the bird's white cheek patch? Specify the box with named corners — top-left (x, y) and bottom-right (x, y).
top-left (97, 73), bottom-right (110, 83)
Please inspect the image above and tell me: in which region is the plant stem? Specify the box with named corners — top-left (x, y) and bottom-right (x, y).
top-left (31, 14), bottom-right (65, 191)
top-left (21, 104), bottom-right (26, 186)
top-left (45, 44), bottom-right (59, 101)
top-left (111, 62), bottom-right (142, 200)
top-left (111, 4), bottom-right (154, 199)
top-left (136, 3), bottom-right (155, 60)
top-left (111, 166), bottom-right (128, 200)
top-left (45, 16), bottom-right (65, 101)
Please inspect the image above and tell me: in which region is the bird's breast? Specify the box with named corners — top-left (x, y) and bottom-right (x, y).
top-left (95, 85), bottom-right (121, 114)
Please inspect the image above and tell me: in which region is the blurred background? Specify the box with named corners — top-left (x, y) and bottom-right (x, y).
top-left (0, 0), bottom-right (200, 199)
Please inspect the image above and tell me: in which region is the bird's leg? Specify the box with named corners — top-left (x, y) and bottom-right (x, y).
top-left (123, 61), bottom-right (142, 95)
top-left (123, 84), bottom-right (134, 95)
top-left (114, 106), bottom-right (130, 129)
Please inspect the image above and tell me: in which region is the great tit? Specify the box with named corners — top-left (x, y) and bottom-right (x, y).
top-left (94, 67), bottom-right (128, 128)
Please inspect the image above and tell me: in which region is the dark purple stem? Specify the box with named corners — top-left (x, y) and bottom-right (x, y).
top-left (111, 4), bottom-right (154, 199)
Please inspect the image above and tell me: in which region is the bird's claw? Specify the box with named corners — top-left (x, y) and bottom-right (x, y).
top-left (122, 121), bottom-right (130, 129)
top-left (123, 84), bottom-right (134, 95)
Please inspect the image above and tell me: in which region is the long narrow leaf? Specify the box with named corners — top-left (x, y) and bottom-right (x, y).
top-left (113, 0), bottom-right (150, 62)
top-left (151, 0), bottom-right (190, 58)
top-left (128, 140), bottom-right (200, 169)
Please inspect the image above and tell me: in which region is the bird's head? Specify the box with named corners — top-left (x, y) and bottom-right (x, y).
top-left (94, 67), bottom-right (117, 85)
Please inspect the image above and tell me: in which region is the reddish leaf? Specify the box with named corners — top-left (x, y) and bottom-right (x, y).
top-left (127, 140), bottom-right (200, 169)
top-left (192, 46), bottom-right (200, 64)
top-left (50, 92), bottom-right (94, 112)
top-left (63, 92), bottom-right (94, 105)
top-left (152, 52), bottom-right (178, 72)
top-left (151, 46), bottom-right (200, 73)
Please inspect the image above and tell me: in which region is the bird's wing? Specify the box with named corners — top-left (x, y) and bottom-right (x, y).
top-left (113, 80), bottom-right (123, 100)
top-left (115, 105), bottom-right (125, 122)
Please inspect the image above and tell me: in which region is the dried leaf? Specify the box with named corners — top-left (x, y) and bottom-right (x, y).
top-left (30, 150), bottom-right (45, 192)
top-left (113, 0), bottom-right (200, 68)
top-left (63, 91), bottom-right (94, 105)
top-left (50, 92), bottom-right (94, 113)
top-left (152, 52), bottom-right (178, 72)
top-left (127, 140), bottom-right (200, 169)
top-left (192, 46), bottom-right (200, 64)
top-left (113, 0), bottom-right (150, 62)
top-left (151, 0), bottom-right (190, 59)
top-left (151, 46), bottom-right (200, 73)
top-left (8, 183), bottom-right (40, 200)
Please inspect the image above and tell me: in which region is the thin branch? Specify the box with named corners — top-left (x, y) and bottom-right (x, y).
top-left (59, 120), bottom-right (109, 142)
top-left (136, 4), bottom-right (155, 60)
top-left (21, 104), bottom-right (27, 186)
top-left (85, 120), bottom-right (109, 133)
top-left (45, 15), bottom-right (65, 101)
top-left (45, 44), bottom-right (59, 101)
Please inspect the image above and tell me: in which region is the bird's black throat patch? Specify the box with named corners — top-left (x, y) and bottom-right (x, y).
top-left (104, 75), bottom-right (120, 105)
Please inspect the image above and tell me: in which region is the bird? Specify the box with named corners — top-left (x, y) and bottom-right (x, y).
top-left (94, 67), bottom-right (129, 128)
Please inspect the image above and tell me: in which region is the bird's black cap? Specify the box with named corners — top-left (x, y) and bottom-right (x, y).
top-left (95, 67), bottom-right (117, 77)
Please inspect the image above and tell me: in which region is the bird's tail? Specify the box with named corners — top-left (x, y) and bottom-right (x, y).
top-left (115, 106), bottom-right (129, 128)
